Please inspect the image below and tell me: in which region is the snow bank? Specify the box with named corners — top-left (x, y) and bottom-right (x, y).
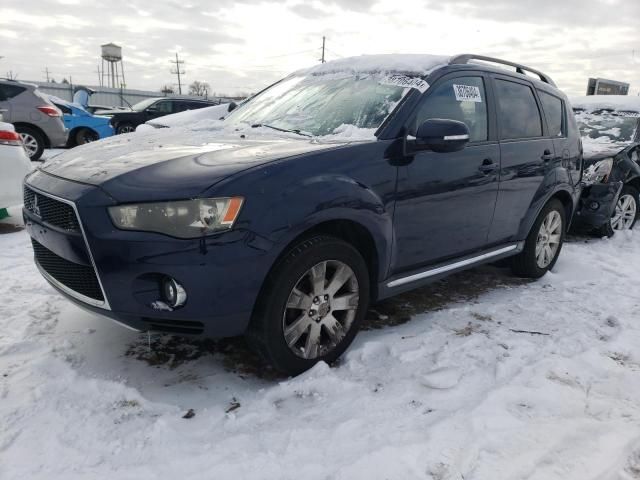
top-left (571, 95), bottom-right (640, 113)
top-left (3, 229), bottom-right (640, 479)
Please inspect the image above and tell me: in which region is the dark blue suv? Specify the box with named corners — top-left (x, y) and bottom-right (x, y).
top-left (24, 54), bottom-right (582, 375)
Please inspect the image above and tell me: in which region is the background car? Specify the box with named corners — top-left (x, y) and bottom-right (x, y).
top-left (0, 79), bottom-right (68, 161)
top-left (96, 97), bottom-right (219, 134)
top-left (0, 118), bottom-right (32, 220)
top-left (571, 95), bottom-right (640, 236)
top-left (48, 96), bottom-right (115, 147)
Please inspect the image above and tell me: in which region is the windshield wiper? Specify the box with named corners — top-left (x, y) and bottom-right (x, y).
top-left (251, 123), bottom-right (311, 137)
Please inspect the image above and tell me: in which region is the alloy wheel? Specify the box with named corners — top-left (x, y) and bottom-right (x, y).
top-left (611, 194), bottom-right (637, 231)
top-left (535, 210), bottom-right (562, 269)
top-left (118, 125), bottom-right (135, 134)
top-left (19, 133), bottom-right (38, 157)
top-left (282, 260), bottom-right (359, 360)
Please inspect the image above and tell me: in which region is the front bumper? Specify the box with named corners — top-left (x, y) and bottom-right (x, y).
top-left (23, 171), bottom-right (273, 337)
top-left (572, 181), bottom-right (623, 231)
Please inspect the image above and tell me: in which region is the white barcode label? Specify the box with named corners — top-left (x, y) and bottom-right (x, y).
top-left (453, 84), bottom-right (482, 102)
top-left (380, 74), bottom-right (430, 93)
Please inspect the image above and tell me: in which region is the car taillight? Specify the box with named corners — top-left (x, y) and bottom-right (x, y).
top-left (0, 130), bottom-right (23, 146)
top-left (37, 105), bottom-right (61, 117)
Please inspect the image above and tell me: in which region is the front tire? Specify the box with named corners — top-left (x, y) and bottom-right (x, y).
top-left (15, 126), bottom-right (45, 161)
top-left (511, 199), bottom-right (566, 278)
top-left (247, 236), bottom-right (370, 376)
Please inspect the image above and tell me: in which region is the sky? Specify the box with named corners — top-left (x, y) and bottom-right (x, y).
top-left (1, 0), bottom-right (639, 97)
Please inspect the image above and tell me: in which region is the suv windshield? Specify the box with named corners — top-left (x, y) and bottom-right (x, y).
top-left (131, 98), bottom-right (158, 112)
top-left (575, 109), bottom-right (639, 144)
top-left (226, 72), bottom-right (413, 137)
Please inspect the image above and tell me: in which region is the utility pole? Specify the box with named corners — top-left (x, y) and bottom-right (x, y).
top-left (43, 67), bottom-right (51, 82)
top-left (170, 52), bottom-right (185, 95)
top-left (321, 36), bottom-right (326, 63)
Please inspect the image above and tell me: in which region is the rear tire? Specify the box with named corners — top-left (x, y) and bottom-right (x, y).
top-left (246, 236), bottom-right (370, 376)
top-left (511, 199), bottom-right (566, 278)
top-left (15, 126), bottom-right (44, 161)
top-left (74, 128), bottom-right (99, 146)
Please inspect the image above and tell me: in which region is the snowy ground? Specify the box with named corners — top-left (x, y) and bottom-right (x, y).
top-left (2, 225), bottom-right (640, 479)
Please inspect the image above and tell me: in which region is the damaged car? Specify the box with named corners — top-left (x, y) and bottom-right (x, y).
top-left (571, 95), bottom-right (640, 236)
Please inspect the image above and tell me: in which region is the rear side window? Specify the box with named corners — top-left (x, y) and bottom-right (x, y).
top-left (154, 101), bottom-right (173, 113)
top-left (411, 76), bottom-right (488, 142)
top-left (55, 103), bottom-right (72, 115)
top-left (538, 91), bottom-right (564, 137)
top-left (495, 79), bottom-right (542, 139)
top-left (0, 84), bottom-right (26, 100)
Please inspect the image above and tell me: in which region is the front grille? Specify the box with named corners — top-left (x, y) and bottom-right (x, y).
top-left (32, 239), bottom-right (104, 302)
top-left (24, 186), bottom-right (80, 232)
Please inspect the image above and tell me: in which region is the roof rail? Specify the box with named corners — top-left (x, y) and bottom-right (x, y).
top-left (449, 54), bottom-right (556, 87)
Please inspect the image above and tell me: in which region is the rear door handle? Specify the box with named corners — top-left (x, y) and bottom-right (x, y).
top-left (541, 149), bottom-right (554, 161)
top-left (479, 158), bottom-right (498, 174)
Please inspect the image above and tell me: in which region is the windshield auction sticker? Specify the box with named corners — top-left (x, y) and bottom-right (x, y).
top-left (380, 74), bottom-right (429, 93)
top-left (453, 84), bottom-right (482, 102)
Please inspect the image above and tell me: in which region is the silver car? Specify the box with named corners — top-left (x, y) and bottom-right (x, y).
top-left (0, 79), bottom-right (68, 161)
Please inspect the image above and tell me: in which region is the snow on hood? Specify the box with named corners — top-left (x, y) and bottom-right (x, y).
top-left (571, 95), bottom-right (640, 114)
top-left (297, 54), bottom-right (451, 77)
top-left (581, 136), bottom-right (628, 159)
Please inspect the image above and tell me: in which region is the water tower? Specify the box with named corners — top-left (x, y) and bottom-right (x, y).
top-left (101, 43), bottom-right (126, 88)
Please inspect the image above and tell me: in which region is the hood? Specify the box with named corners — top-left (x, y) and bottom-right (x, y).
top-left (94, 108), bottom-right (132, 115)
top-left (582, 137), bottom-right (628, 163)
top-left (39, 127), bottom-right (349, 202)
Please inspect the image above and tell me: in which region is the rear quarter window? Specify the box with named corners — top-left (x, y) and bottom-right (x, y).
top-left (495, 79), bottom-right (542, 140)
top-left (538, 91), bottom-right (565, 137)
top-left (0, 84), bottom-right (27, 100)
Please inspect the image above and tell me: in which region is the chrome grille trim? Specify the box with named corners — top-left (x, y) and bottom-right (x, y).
top-left (25, 183), bottom-right (112, 311)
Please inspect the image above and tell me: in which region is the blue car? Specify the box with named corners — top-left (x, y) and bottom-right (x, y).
top-left (25, 54), bottom-right (582, 375)
top-left (49, 97), bottom-right (114, 147)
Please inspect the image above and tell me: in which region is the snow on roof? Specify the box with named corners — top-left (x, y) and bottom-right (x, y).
top-left (297, 54), bottom-right (451, 76)
top-left (571, 95), bottom-right (640, 113)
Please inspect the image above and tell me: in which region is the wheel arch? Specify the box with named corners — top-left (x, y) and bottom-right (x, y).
top-left (250, 217), bottom-right (384, 331)
top-left (12, 122), bottom-right (50, 148)
top-left (548, 189), bottom-right (575, 232)
top-left (67, 126), bottom-right (98, 146)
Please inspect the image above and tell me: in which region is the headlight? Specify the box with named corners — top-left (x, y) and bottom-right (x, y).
top-left (108, 197), bottom-right (244, 238)
top-left (583, 158), bottom-right (613, 184)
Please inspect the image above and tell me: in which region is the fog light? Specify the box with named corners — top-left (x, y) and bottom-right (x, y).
top-left (162, 277), bottom-right (187, 308)
top-left (589, 201), bottom-right (600, 210)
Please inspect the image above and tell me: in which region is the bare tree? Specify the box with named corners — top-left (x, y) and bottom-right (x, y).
top-left (160, 85), bottom-right (175, 95)
top-left (188, 80), bottom-right (210, 97)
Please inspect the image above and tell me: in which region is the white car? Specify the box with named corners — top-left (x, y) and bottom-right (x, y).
top-left (0, 121), bottom-right (33, 220)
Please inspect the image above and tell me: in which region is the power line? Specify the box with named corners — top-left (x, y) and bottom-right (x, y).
top-left (170, 52), bottom-right (185, 95)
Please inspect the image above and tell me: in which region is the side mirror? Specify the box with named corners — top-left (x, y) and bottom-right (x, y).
top-left (413, 118), bottom-right (470, 153)
top-left (227, 102), bottom-right (238, 113)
